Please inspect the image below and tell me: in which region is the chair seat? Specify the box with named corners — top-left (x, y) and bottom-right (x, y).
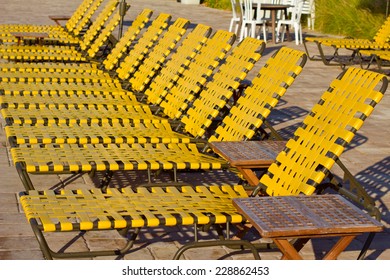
top-left (20, 185), bottom-right (248, 231)
top-left (11, 143), bottom-right (227, 172)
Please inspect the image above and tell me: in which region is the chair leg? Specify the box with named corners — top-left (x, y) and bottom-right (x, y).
top-left (262, 24), bottom-right (267, 42)
top-left (276, 22), bottom-right (281, 43)
top-left (240, 24), bottom-right (246, 41)
top-left (281, 25), bottom-right (286, 43)
top-left (299, 24), bottom-right (303, 44)
top-left (294, 24), bottom-right (299, 45)
top-left (250, 23), bottom-right (256, 38)
top-left (229, 20), bottom-right (234, 32)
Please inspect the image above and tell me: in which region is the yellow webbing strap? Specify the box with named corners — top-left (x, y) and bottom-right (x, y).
top-left (11, 143), bottom-right (227, 172)
top-left (157, 29), bottom-right (236, 119)
top-left (1, 80), bottom-right (124, 96)
top-left (180, 37), bottom-right (264, 138)
top-left (78, 0), bottom-right (119, 50)
top-left (262, 67), bottom-right (386, 197)
top-left (65, 0), bottom-right (96, 32)
top-left (5, 122), bottom-right (187, 145)
top-left (0, 90), bottom-right (137, 108)
top-left (0, 62), bottom-right (100, 74)
top-left (2, 104), bottom-right (160, 125)
top-left (73, 0), bottom-right (105, 36)
top-left (127, 17), bottom-right (189, 92)
top-left (116, 13), bottom-right (172, 80)
top-left (210, 47), bottom-right (306, 142)
top-left (102, 9), bottom-right (153, 71)
top-left (87, 11), bottom-right (122, 57)
top-left (20, 185), bottom-right (248, 232)
top-left (141, 24), bottom-right (212, 105)
top-left (373, 15), bottom-right (390, 45)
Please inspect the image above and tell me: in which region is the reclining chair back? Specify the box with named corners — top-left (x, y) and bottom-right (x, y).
top-left (256, 67), bottom-right (388, 197)
top-left (208, 47), bottom-right (307, 142)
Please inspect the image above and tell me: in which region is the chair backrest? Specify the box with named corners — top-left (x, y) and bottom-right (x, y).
top-left (115, 13), bottom-right (172, 80)
top-left (157, 30), bottom-right (237, 120)
top-left (208, 47), bottom-right (306, 142)
top-left (72, 0), bottom-right (105, 36)
top-left (373, 15), bottom-right (390, 45)
top-left (257, 67), bottom-right (387, 197)
top-left (142, 24), bottom-right (213, 103)
top-left (126, 18), bottom-right (190, 92)
top-left (301, 0), bottom-right (315, 15)
top-left (179, 37), bottom-right (265, 138)
top-left (78, 0), bottom-right (119, 50)
top-left (289, 0), bottom-right (304, 23)
top-left (241, 0), bottom-right (255, 21)
top-left (102, 9), bottom-right (153, 71)
top-left (230, 0), bottom-right (242, 20)
top-left (86, 10), bottom-right (123, 58)
top-left (64, 0), bottom-right (96, 32)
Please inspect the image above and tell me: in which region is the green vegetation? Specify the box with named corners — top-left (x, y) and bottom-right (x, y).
top-left (202, 0), bottom-right (388, 38)
top-left (315, 0), bottom-right (386, 38)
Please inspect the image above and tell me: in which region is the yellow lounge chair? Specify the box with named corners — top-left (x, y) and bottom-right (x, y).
top-left (303, 15), bottom-right (390, 67)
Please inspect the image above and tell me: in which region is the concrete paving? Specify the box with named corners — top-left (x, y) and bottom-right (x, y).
top-left (0, 0), bottom-right (389, 260)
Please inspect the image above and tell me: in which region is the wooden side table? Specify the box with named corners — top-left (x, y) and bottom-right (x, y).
top-left (11, 32), bottom-right (48, 45)
top-left (209, 141), bottom-right (286, 186)
top-left (233, 195), bottom-right (384, 260)
top-left (49, 15), bottom-right (70, 26)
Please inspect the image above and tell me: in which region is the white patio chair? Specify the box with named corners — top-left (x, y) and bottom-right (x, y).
top-left (276, 0), bottom-right (304, 45)
top-left (302, 0), bottom-right (315, 30)
top-left (229, 0), bottom-right (243, 35)
top-left (239, 0), bottom-right (268, 42)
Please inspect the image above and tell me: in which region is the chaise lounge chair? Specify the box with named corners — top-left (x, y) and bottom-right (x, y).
top-left (303, 15), bottom-right (390, 67)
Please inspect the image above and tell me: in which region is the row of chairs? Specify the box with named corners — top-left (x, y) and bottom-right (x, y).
top-left (1, 2), bottom-right (388, 260)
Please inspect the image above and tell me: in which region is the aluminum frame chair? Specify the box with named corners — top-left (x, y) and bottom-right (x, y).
top-left (303, 15), bottom-right (390, 67)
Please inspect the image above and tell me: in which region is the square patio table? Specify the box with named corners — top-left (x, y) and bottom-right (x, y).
top-left (233, 194), bottom-right (384, 260)
top-left (11, 32), bottom-right (48, 45)
top-left (209, 140), bottom-right (287, 186)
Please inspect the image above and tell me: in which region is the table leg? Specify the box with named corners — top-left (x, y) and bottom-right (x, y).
top-left (273, 238), bottom-right (303, 260)
top-left (283, 8), bottom-right (291, 41)
top-left (323, 235), bottom-right (357, 260)
top-left (271, 10), bottom-right (276, 44)
top-left (236, 167), bottom-right (260, 186)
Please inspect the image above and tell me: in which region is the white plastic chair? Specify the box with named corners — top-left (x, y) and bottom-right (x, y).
top-left (239, 0), bottom-right (268, 42)
top-left (276, 0), bottom-right (304, 45)
top-left (229, 0), bottom-right (242, 35)
top-left (301, 0), bottom-right (315, 30)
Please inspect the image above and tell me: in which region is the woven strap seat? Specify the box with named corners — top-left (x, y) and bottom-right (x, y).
top-left (1, 52), bottom-right (87, 62)
top-left (0, 62), bottom-right (102, 74)
top-left (1, 91), bottom-right (138, 109)
top-left (1, 80), bottom-right (124, 95)
top-left (11, 143), bottom-right (227, 172)
top-left (2, 104), bottom-right (163, 125)
top-left (20, 185), bottom-right (247, 232)
top-left (0, 71), bottom-right (114, 83)
top-left (6, 122), bottom-right (190, 145)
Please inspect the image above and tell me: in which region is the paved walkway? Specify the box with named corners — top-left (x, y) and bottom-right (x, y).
top-left (0, 0), bottom-right (389, 260)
